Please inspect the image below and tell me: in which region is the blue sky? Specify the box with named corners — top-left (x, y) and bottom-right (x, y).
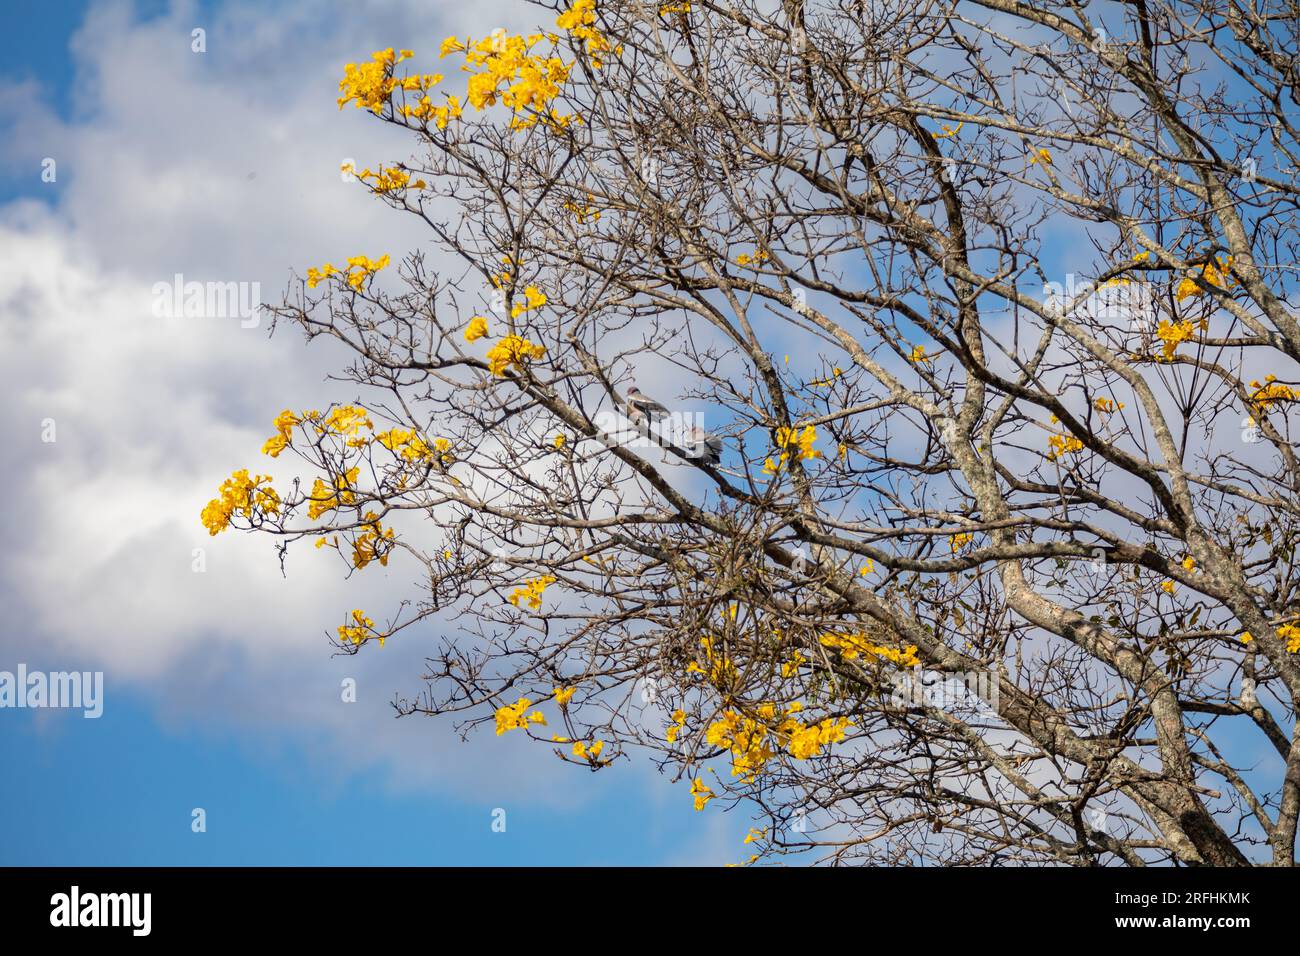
top-left (0, 0), bottom-right (746, 867)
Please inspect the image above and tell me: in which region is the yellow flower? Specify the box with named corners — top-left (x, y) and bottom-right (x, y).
top-left (572, 739), bottom-right (604, 763)
top-left (495, 698), bottom-right (547, 735)
top-left (665, 709), bottom-right (687, 743)
top-left (1047, 433), bottom-right (1084, 460)
top-left (690, 777), bottom-right (714, 811)
top-left (1092, 397), bottom-right (1124, 414)
top-left (353, 165), bottom-right (424, 193)
top-left (1182, 556), bottom-right (1196, 572)
top-left (781, 651), bottom-right (806, 678)
top-left (819, 631), bottom-right (919, 667)
top-left (1155, 319), bottom-right (1198, 359)
top-left (343, 254), bottom-right (390, 291)
top-left (464, 315), bottom-right (490, 342)
top-left (485, 334), bottom-right (547, 376)
top-left (306, 263), bottom-right (338, 288)
top-left (508, 575), bottom-right (558, 611)
top-left (909, 344), bottom-right (933, 364)
top-left (949, 532), bottom-right (973, 553)
top-left (201, 469), bottom-right (280, 535)
top-left (337, 50), bottom-right (401, 113)
top-left (1175, 256), bottom-right (1233, 302)
top-left (1161, 580), bottom-right (1176, 594)
top-left (306, 466), bottom-right (359, 519)
top-left (1240, 632), bottom-right (1253, 644)
top-left (509, 284), bottom-right (548, 318)
top-left (1279, 623), bottom-right (1300, 653)
top-left (553, 433), bottom-right (566, 449)
top-left (351, 512), bottom-right (396, 570)
top-left (1250, 375), bottom-right (1297, 410)
top-left (553, 685), bottom-right (575, 707)
top-left (440, 36), bottom-right (466, 58)
top-left (338, 609), bottom-right (384, 648)
top-left (774, 424), bottom-right (820, 462)
top-left (321, 405), bottom-right (373, 436)
top-left (1030, 147), bottom-right (1053, 166)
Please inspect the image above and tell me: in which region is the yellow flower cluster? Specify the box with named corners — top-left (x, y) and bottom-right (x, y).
top-left (572, 739), bottom-right (605, 763)
top-left (665, 709), bottom-right (687, 743)
top-left (949, 532), bottom-right (973, 553)
top-left (307, 466), bottom-right (359, 520)
top-left (401, 93), bottom-right (462, 129)
top-left (486, 334), bottom-right (547, 376)
top-left (261, 409), bottom-right (300, 458)
top-left (337, 48), bottom-right (409, 113)
top-left (1155, 318), bottom-right (1200, 360)
top-left (494, 697), bottom-right (547, 734)
top-left (781, 649), bottom-right (806, 678)
top-left (347, 164), bottom-right (426, 194)
top-left (1047, 433), bottom-right (1084, 460)
top-left (464, 316), bottom-right (489, 342)
top-left (306, 255), bottom-right (391, 291)
top-left (819, 631), bottom-right (920, 667)
top-left (705, 702), bottom-right (852, 780)
top-left (690, 777), bottom-right (714, 811)
top-left (201, 469), bottom-right (281, 535)
top-left (1175, 256), bottom-right (1233, 302)
top-left (555, 0), bottom-right (618, 67)
top-left (735, 250), bottom-right (769, 266)
top-left (553, 685), bottom-right (575, 707)
top-left (321, 405), bottom-right (374, 436)
top-left (685, 636), bottom-right (738, 687)
top-left (1093, 397), bottom-right (1124, 414)
top-left (441, 28), bottom-right (572, 127)
top-left (352, 511), bottom-right (396, 570)
top-left (376, 428), bottom-right (451, 467)
top-left (763, 424), bottom-right (820, 474)
top-left (510, 285), bottom-right (548, 318)
top-left (1279, 623), bottom-right (1300, 654)
top-left (1250, 375), bottom-right (1296, 410)
top-left (562, 195), bottom-right (601, 223)
top-left (508, 575), bottom-right (558, 610)
top-left (338, 609), bottom-right (384, 647)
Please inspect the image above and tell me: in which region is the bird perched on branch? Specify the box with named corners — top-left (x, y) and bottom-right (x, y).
top-left (625, 384), bottom-right (670, 425)
top-left (686, 425), bottom-right (722, 465)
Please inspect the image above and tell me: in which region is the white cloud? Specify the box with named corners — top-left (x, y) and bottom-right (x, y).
top-left (0, 0), bottom-right (731, 833)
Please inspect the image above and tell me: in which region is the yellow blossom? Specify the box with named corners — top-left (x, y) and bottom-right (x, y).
top-left (508, 575), bottom-right (558, 611)
top-left (338, 608), bottom-right (384, 648)
top-left (485, 334), bottom-right (547, 376)
top-left (1047, 433), bottom-right (1084, 460)
top-left (201, 469), bottom-right (281, 535)
top-left (495, 697), bottom-right (547, 734)
top-left (1155, 319), bottom-right (1198, 359)
top-left (509, 284), bottom-right (548, 318)
top-left (464, 316), bottom-right (490, 342)
top-left (690, 777), bottom-right (714, 810)
top-left (819, 631), bottom-right (919, 667)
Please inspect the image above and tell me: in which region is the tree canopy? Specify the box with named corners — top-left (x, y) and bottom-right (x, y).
top-left (203, 0), bottom-right (1300, 865)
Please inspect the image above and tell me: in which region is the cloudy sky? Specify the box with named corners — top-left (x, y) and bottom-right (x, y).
top-left (0, 0), bottom-right (746, 865)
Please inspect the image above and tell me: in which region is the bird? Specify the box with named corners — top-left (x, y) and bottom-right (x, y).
top-left (686, 425), bottom-right (722, 465)
top-left (625, 383), bottom-right (670, 424)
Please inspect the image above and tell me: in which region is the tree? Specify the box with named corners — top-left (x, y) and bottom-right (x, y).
top-left (203, 0), bottom-right (1300, 865)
